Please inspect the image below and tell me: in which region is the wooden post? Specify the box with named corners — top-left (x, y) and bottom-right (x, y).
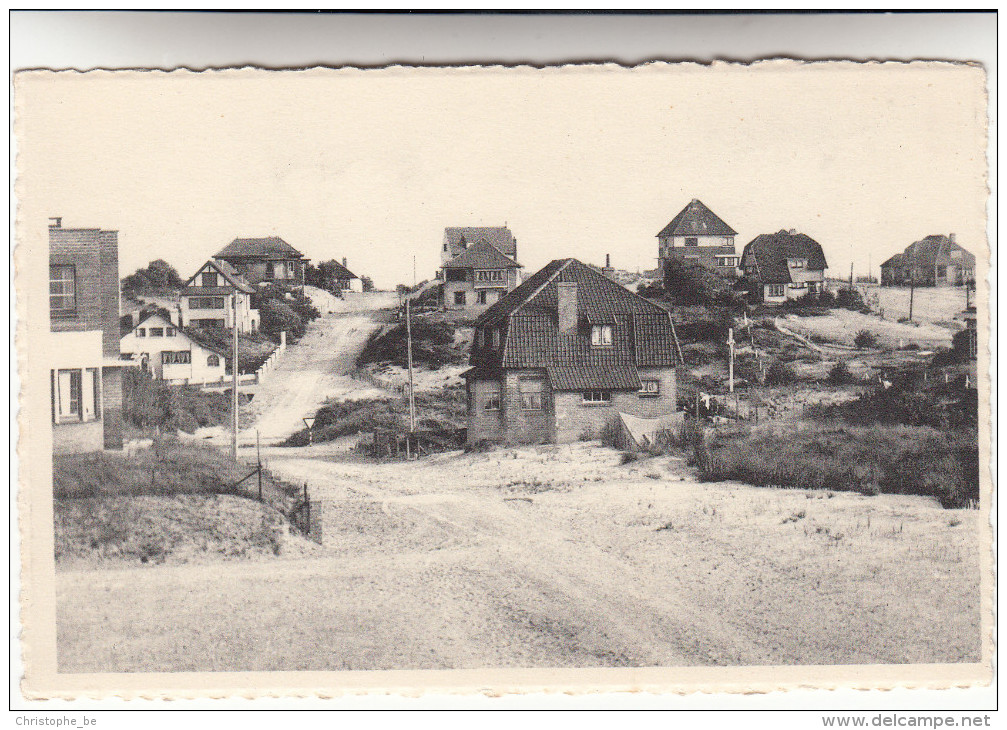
top-left (406, 296), bottom-right (416, 459)
top-left (256, 430), bottom-right (262, 501)
top-left (231, 292), bottom-right (239, 461)
top-left (727, 327), bottom-right (735, 394)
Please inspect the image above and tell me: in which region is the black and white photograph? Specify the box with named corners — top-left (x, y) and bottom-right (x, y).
top-left (11, 11), bottom-right (995, 710)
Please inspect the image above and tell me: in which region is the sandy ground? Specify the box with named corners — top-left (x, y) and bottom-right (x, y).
top-left (778, 310), bottom-right (954, 350)
top-left (56, 443), bottom-right (979, 673)
top-left (365, 362), bottom-right (468, 392)
top-left (865, 285), bottom-right (973, 326)
top-left (228, 292), bottom-right (398, 445)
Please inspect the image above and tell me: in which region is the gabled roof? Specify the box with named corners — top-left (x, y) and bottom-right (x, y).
top-left (470, 258), bottom-right (679, 375)
top-left (321, 259), bottom-right (358, 280)
top-left (444, 227), bottom-right (516, 258)
top-left (901, 235), bottom-right (975, 268)
top-left (658, 199), bottom-right (737, 238)
top-left (131, 309), bottom-right (174, 331)
top-left (181, 327), bottom-right (229, 356)
top-left (741, 230), bottom-right (828, 284)
top-left (214, 236), bottom-right (305, 260)
top-left (184, 259), bottom-right (255, 293)
top-left (880, 253), bottom-right (904, 268)
top-left (442, 239), bottom-right (522, 270)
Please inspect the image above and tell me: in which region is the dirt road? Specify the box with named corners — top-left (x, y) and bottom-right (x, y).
top-left (243, 292), bottom-right (398, 444)
top-left (56, 444), bottom-right (980, 673)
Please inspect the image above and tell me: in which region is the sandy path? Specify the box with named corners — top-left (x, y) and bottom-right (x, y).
top-left (243, 298), bottom-right (397, 445)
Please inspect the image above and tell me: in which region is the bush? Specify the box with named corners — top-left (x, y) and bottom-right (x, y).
top-left (122, 368), bottom-right (245, 434)
top-left (765, 361), bottom-right (797, 385)
top-left (121, 259), bottom-right (185, 295)
top-left (696, 423), bottom-right (978, 509)
top-left (826, 361), bottom-right (856, 385)
top-left (358, 318), bottom-right (463, 368)
top-left (854, 330), bottom-right (879, 349)
top-left (664, 259), bottom-right (741, 306)
top-left (835, 287), bottom-right (870, 313)
top-left (253, 286), bottom-right (320, 343)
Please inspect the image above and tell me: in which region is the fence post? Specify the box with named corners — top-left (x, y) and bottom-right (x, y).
top-left (256, 430), bottom-right (262, 502)
top-left (303, 483), bottom-right (310, 536)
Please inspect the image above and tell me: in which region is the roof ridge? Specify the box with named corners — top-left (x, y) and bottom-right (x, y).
top-left (511, 258), bottom-right (575, 318)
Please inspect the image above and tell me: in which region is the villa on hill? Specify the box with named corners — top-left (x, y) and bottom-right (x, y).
top-left (657, 199), bottom-right (739, 277)
top-left (439, 226), bottom-right (523, 314)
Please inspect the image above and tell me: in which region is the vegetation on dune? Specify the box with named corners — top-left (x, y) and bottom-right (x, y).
top-left (357, 317), bottom-right (466, 369)
top-left (695, 422), bottom-right (978, 509)
top-left (662, 259), bottom-right (743, 307)
top-left (123, 368), bottom-right (251, 434)
top-left (281, 388), bottom-right (466, 448)
top-left (253, 284), bottom-right (320, 343)
top-left (854, 329), bottom-right (880, 349)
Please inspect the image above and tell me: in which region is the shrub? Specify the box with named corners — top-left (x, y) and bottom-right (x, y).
top-left (122, 368), bottom-right (245, 434)
top-left (664, 259), bottom-right (741, 306)
top-left (696, 423), bottom-right (978, 509)
top-left (358, 318), bottom-right (462, 368)
top-left (764, 361), bottom-right (797, 385)
top-left (854, 330), bottom-right (879, 349)
top-left (826, 361), bottom-right (856, 385)
top-left (835, 287), bottom-right (870, 313)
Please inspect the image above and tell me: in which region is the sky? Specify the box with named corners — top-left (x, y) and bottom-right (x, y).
top-left (16, 62), bottom-right (988, 290)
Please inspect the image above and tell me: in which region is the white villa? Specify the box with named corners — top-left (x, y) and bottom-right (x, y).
top-left (120, 311), bottom-right (228, 385)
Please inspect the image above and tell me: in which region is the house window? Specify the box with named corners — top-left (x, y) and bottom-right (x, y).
top-left (684, 237), bottom-right (699, 247)
top-left (591, 325), bottom-right (613, 347)
top-left (162, 351), bottom-right (192, 365)
top-left (491, 329), bottom-right (501, 348)
top-left (286, 261), bottom-right (296, 278)
top-left (189, 296), bottom-right (225, 309)
top-left (207, 354), bottom-right (220, 367)
top-left (442, 243), bottom-right (448, 252)
top-left (201, 272), bottom-right (219, 287)
top-left (53, 368), bottom-right (99, 424)
top-left (454, 291), bottom-right (466, 306)
top-left (483, 384), bottom-right (501, 411)
top-left (149, 327), bottom-right (164, 337)
top-left (476, 270), bottom-right (505, 282)
top-left (639, 380), bottom-right (660, 396)
top-left (767, 284), bottom-right (785, 298)
top-left (166, 327), bottom-right (176, 337)
top-left (476, 329), bottom-right (485, 347)
top-left (582, 390), bottom-right (612, 404)
top-left (477, 291), bottom-right (488, 305)
top-left (716, 256), bottom-right (738, 267)
top-left (519, 380), bottom-right (543, 411)
top-left (136, 328), bottom-right (146, 337)
top-left (788, 259), bottom-right (807, 269)
top-left (49, 265), bottom-right (76, 314)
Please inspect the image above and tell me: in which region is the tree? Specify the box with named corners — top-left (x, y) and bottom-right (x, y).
top-left (122, 259), bottom-right (184, 294)
top-left (360, 276), bottom-right (375, 292)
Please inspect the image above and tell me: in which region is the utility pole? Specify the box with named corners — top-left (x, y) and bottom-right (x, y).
top-left (405, 296), bottom-right (416, 459)
top-left (908, 243), bottom-right (915, 322)
top-left (231, 291), bottom-right (239, 461)
top-left (727, 327), bottom-right (735, 394)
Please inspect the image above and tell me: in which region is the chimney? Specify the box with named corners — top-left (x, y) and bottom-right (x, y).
top-left (602, 254), bottom-right (615, 279)
top-left (606, 254), bottom-right (611, 268)
top-left (176, 304), bottom-right (183, 328)
top-left (788, 229), bottom-right (797, 235)
top-left (949, 233), bottom-right (956, 244)
top-left (49, 216), bottom-right (62, 228)
top-left (342, 257), bottom-right (348, 268)
top-left (557, 282), bottom-right (578, 334)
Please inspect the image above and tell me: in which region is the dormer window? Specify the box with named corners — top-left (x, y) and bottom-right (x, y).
top-left (788, 258), bottom-right (807, 269)
top-left (591, 325), bottom-right (613, 347)
top-left (491, 329), bottom-right (501, 348)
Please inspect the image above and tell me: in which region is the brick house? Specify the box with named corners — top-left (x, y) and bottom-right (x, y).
top-left (880, 234), bottom-right (975, 287)
top-left (48, 218), bottom-right (126, 453)
top-left (740, 229), bottom-right (828, 303)
top-left (213, 236), bottom-right (308, 288)
top-left (463, 258), bottom-right (681, 445)
top-left (318, 258), bottom-right (363, 293)
top-left (441, 239), bottom-right (523, 313)
top-left (441, 226), bottom-right (517, 265)
top-left (180, 259), bottom-right (259, 333)
top-left (120, 311), bottom-right (228, 384)
top-left (657, 199), bottom-right (739, 276)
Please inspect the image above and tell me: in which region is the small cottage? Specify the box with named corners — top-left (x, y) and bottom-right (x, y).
top-left (463, 258), bottom-right (680, 445)
top-left (740, 229), bottom-right (828, 303)
top-left (880, 234), bottom-right (975, 287)
top-left (120, 311), bottom-right (228, 385)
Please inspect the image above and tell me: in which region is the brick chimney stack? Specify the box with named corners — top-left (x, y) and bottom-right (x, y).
top-left (49, 216), bottom-right (62, 228)
top-left (342, 257), bottom-right (348, 268)
top-left (949, 233), bottom-right (956, 244)
top-left (557, 282), bottom-right (578, 334)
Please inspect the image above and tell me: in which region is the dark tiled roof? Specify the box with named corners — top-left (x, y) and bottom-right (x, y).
top-left (740, 230), bottom-right (829, 284)
top-left (470, 258), bottom-right (679, 372)
top-left (901, 235), bottom-right (976, 269)
top-left (215, 236), bottom-right (305, 260)
top-left (548, 365), bottom-right (641, 391)
top-left (442, 240), bottom-right (521, 270)
top-left (180, 327), bottom-right (229, 356)
top-left (880, 253), bottom-right (904, 268)
top-left (322, 260), bottom-right (358, 280)
top-left (657, 199), bottom-right (737, 238)
top-left (444, 227), bottom-right (516, 258)
top-left (184, 259), bottom-right (255, 293)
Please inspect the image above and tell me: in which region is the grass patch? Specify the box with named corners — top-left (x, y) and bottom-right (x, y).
top-left (695, 422), bottom-right (978, 509)
top-left (357, 317), bottom-right (466, 369)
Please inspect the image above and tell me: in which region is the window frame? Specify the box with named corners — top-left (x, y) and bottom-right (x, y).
top-left (491, 329), bottom-right (501, 348)
top-left (591, 324), bottom-right (614, 347)
top-left (136, 327), bottom-right (146, 338)
top-left (639, 379), bottom-right (661, 396)
top-left (582, 390), bottom-right (612, 405)
top-left (684, 237), bottom-right (699, 247)
top-left (166, 327), bottom-right (176, 337)
top-left (453, 291), bottom-right (466, 305)
top-left (207, 354), bottom-right (220, 367)
top-left (149, 327), bottom-right (164, 337)
top-left (201, 271), bottom-right (219, 287)
top-left (767, 284), bottom-right (785, 298)
top-left (519, 380), bottom-right (543, 411)
top-left (49, 264), bottom-right (77, 316)
top-left (483, 384), bottom-right (501, 412)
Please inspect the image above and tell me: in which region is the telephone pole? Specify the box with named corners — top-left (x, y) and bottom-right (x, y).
top-left (908, 243), bottom-right (915, 322)
top-left (405, 296), bottom-right (416, 458)
top-left (727, 327), bottom-right (735, 394)
top-left (231, 291), bottom-right (239, 461)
